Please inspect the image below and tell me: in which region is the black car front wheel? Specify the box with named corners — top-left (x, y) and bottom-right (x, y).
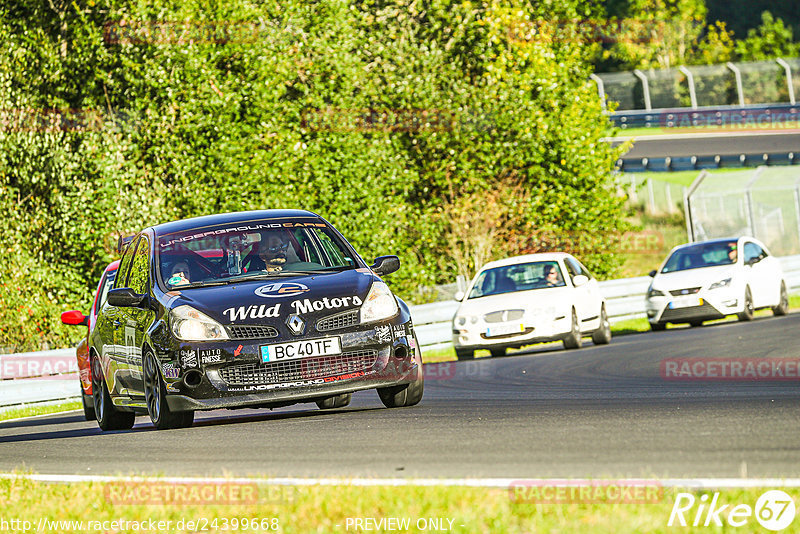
top-left (144, 352), bottom-right (193, 430)
top-left (92, 356), bottom-right (135, 431)
top-left (316, 393), bottom-right (352, 410)
top-left (377, 370), bottom-right (424, 408)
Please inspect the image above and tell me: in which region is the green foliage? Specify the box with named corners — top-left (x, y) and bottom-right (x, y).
top-left (735, 11), bottom-right (800, 61)
top-left (0, 0), bottom-right (626, 350)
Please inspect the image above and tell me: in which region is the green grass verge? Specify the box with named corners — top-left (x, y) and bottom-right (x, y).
top-left (0, 476), bottom-right (797, 533)
top-left (0, 400), bottom-right (82, 422)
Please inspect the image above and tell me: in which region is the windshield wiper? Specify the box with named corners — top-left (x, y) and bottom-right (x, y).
top-left (179, 280), bottom-right (229, 288)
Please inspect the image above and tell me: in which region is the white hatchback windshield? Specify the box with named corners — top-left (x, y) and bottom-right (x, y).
top-left (468, 261), bottom-right (565, 299)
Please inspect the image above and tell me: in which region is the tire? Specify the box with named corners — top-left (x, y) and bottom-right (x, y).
top-left (591, 306), bottom-right (612, 345)
top-left (649, 322), bottom-right (666, 331)
top-left (772, 282), bottom-right (789, 316)
top-left (91, 356), bottom-right (135, 431)
top-left (562, 308), bottom-right (583, 349)
top-left (144, 352), bottom-right (191, 430)
top-left (737, 287), bottom-right (754, 322)
top-left (377, 370), bottom-right (424, 408)
top-left (490, 348), bottom-right (505, 358)
top-left (455, 348), bottom-right (474, 361)
top-left (81, 391), bottom-right (95, 421)
top-left (316, 393), bottom-right (352, 410)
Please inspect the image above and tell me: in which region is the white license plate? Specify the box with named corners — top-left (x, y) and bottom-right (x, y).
top-left (669, 296), bottom-right (703, 309)
top-left (486, 323), bottom-right (524, 337)
top-left (261, 337), bottom-right (342, 363)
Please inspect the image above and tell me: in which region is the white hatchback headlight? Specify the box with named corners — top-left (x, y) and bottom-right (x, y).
top-left (709, 278), bottom-right (732, 290)
top-left (360, 282), bottom-right (399, 324)
top-left (170, 305), bottom-right (229, 341)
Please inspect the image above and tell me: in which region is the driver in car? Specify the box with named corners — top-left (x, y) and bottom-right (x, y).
top-left (247, 231), bottom-right (292, 273)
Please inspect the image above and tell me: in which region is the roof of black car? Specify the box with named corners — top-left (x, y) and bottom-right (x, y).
top-left (151, 210), bottom-right (322, 236)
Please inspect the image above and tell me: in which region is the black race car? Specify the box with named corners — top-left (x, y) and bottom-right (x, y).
top-left (88, 210), bottom-right (423, 430)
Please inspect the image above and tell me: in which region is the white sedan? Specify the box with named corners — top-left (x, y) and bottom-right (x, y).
top-left (645, 236), bottom-right (788, 330)
top-left (451, 253), bottom-right (611, 360)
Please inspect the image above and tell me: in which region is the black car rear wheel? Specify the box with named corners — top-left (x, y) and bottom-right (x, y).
top-left (316, 393), bottom-right (352, 410)
top-left (144, 352), bottom-right (192, 430)
top-left (81, 391), bottom-right (95, 421)
top-left (91, 356), bottom-right (134, 431)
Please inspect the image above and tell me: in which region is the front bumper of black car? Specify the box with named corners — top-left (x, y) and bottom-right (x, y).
top-left (160, 318), bottom-right (420, 411)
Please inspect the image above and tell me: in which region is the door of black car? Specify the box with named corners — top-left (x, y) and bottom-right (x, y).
top-left (118, 235), bottom-right (155, 398)
top-left (98, 236), bottom-right (139, 396)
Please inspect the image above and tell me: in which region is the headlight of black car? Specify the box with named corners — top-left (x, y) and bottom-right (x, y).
top-left (170, 305), bottom-right (230, 341)
top-left (360, 282), bottom-right (399, 324)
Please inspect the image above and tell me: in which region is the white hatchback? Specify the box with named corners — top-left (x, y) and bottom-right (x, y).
top-left (645, 237), bottom-right (788, 330)
top-left (451, 253), bottom-right (611, 360)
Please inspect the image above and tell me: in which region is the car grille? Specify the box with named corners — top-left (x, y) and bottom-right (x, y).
top-left (226, 325), bottom-right (279, 340)
top-left (480, 327), bottom-right (535, 340)
top-left (316, 309), bottom-right (359, 332)
top-left (219, 349), bottom-right (378, 386)
top-left (669, 287), bottom-right (701, 296)
top-left (660, 302), bottom-right (724, 322)
top-left (484, 310), bottom-right (525, 323)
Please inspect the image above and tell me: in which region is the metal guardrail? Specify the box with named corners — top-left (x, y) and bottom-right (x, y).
top-left (617, 152), bottom-right (799, 173)
top-left (3, 255), bottom-right (799, 410)
top-left (611, 103), bottom-right (799, 130)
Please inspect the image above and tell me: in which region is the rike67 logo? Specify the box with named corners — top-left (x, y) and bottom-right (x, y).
top-left (669, 490), bottom-right (796, 531)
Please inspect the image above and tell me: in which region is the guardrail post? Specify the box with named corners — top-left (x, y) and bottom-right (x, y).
top-left (678, 66), bottom-right (698, 109)
top-left (744, 167), bottom-right (764, 238)
top-left (633, 70), bottom-right (652, 111)
top-left (726, 62), bottom-right (745, 107)
top-left (647, 178), bottom-right (656, 214)
top-left (665, 183), bottom-right (675, 214)
top-left (684, 171), bottom-right (708, 242)
top-left (776, 58), bottom-right (796, 105)
top-left (794, 177), bottom-right (800, 250)
top-left (589, 74), bottom-right (607, 111)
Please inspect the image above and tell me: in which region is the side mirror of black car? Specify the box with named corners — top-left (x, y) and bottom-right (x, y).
top-left (648, 270), bottom-right (657, 277)
top-left (107, 288), bottom-right (148, 308)
top-left (371, 255), bottom-right (400, 276)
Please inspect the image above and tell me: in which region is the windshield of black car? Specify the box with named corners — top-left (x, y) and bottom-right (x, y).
top-left (156, 220), bottom-right (358, 289)
top-left (661, 242), bottom-right (736, 273)
top-left (467, 261), bottom-right (566, 299)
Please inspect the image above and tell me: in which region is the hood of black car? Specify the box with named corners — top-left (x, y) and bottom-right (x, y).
top-left (170, 270), bottom-right (377, 325)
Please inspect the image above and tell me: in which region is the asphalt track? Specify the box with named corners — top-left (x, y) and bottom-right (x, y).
top-left (609, 131), bottom-right (800, 159)
top-left (1, 314), bottom-right (799, 479)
